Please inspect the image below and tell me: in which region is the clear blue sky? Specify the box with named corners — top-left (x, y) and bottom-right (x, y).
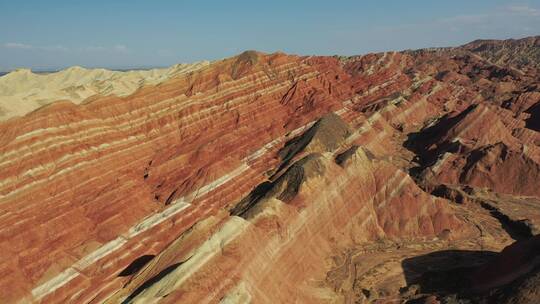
top-left (0, 0), bottom-right (539, 71)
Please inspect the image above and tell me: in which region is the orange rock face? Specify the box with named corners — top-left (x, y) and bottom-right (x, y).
top-left (0, 37), bottom-right (539, 303)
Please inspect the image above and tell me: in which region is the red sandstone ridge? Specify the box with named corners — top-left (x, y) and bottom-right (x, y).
top-left (0, 37), bottom-right (539, 303)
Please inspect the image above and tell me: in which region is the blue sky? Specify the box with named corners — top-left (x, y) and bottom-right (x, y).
top-left (0, 0), bottom-right (539, 71)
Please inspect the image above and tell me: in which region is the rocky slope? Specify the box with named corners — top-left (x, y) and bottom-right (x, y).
top-left (460, 36), bottom-right (540, 72)
top-left (0, 37), bottom-right (539, 303)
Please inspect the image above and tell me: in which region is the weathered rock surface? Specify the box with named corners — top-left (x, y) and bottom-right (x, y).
top-left (0, 36), bottom-right (539, 303)
top-left (460, 36), bottom-right (540, 72)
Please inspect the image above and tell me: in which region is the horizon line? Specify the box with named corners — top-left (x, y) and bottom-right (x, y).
top-left (1, 34), bottom-right (538, 73)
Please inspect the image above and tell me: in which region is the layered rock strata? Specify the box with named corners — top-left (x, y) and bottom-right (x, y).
top-left (0, 36), bottom-right (539, 303)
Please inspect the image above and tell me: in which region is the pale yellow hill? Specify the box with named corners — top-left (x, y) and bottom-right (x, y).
top-left (0, 61), bottom-right (210, 121)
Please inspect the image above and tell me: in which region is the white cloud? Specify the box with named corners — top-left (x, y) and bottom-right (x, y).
top-left (439, 5), bottom-right (540, 26)
top-left (41, 45), bottom-right (69, 52)
top-left (3, 42), bottom-right (69, 52)
top-left (3, 42), bottom-right (129, 54)
top-left (81, 45), bottom-right (129, 53)
top-left (441, 14), bottom-right (489, 24)
top-left (82, 46), bottom-right (106, 52)
top-left (113, 44), bottom-right (129, 53)
top-left (4, 42), bottom-right (33, 49)
top-left (506, 5), bottom-right (540, 17)
top-left (433, 4), bottom-right (540, 34)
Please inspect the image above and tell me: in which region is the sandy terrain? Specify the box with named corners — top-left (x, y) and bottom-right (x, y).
top-left (0, 61), bottom-right (210, 121)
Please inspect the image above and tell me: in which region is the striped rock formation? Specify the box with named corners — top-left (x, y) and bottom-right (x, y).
top-left (0, 36), bottom-right (539, 303)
